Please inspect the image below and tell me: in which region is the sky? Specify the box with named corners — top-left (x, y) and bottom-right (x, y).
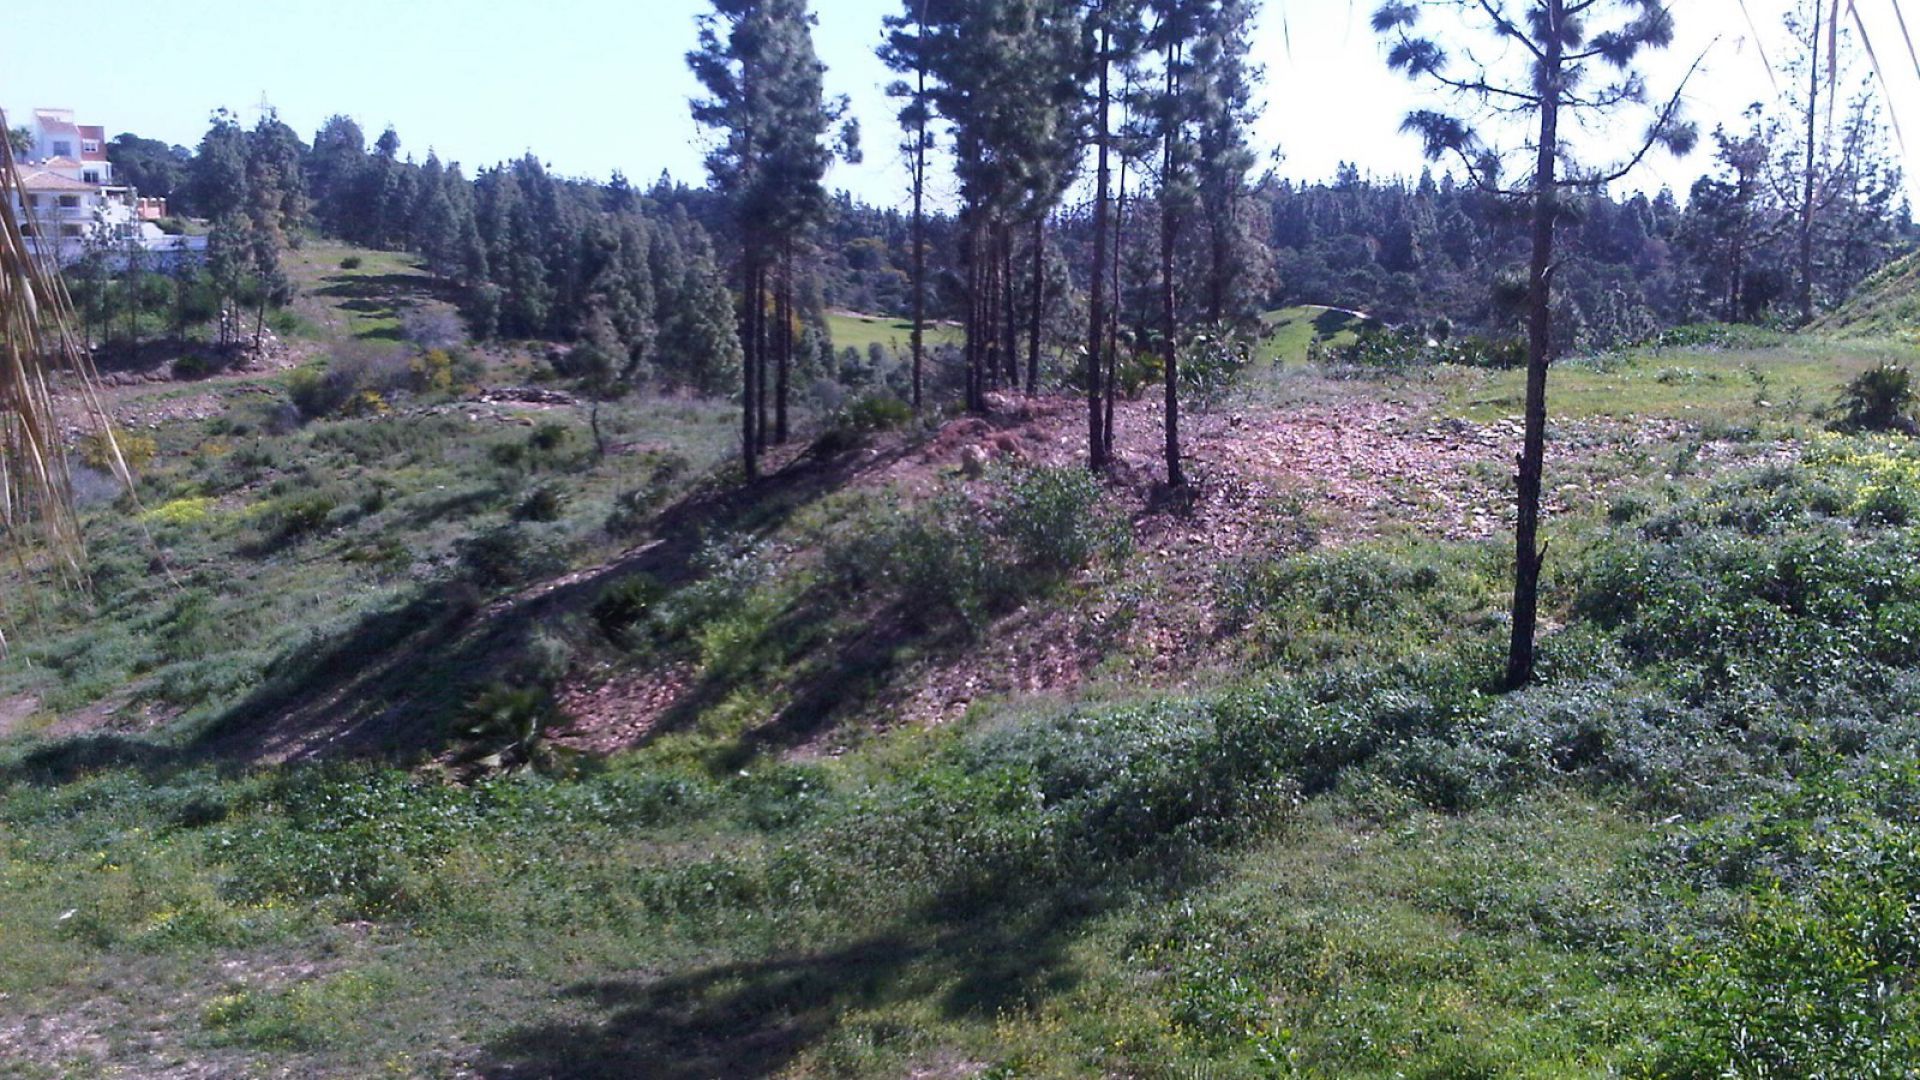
top-left (9, 0), bottom-right (1920, 210)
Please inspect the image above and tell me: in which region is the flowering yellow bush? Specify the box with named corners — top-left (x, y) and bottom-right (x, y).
top-left (141, 497), bottom-right (215, 526)
top-left (80, 431), bottom-right (156, 473)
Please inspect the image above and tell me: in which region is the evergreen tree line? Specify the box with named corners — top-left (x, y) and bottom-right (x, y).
top-left (292, 117), bottom-right (744, 396)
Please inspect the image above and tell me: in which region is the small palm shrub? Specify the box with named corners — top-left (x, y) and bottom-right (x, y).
top-left (1836, 362), bottom-right (1917, 434)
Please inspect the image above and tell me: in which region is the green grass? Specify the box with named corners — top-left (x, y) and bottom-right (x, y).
top-left (1258, 304), bottom-right (1377, 367)
top-left (284, 241), bottom-right (452, 344)
top-left (1814, 251), bottom-right (1920, 341)
top-left (12, 259), bottom-right (1920, 1075)
top-left (825, 311), bottom-right (963, 355)
top-left (1435, 334), bottom-right (1920, 425)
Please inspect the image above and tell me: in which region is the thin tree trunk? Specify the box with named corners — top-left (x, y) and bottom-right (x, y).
top-left (742, 253), bottom-right (760, 480)
top-left (775, 242), bottom-right (791, 446)
top-left (1027, 214), bottom-right (1043, 395)
top-left (1086, 17), bottom-right (1112, 471)
top-left (966, 225), bottom-right (985, 413)
top-left (910, 58), bottom-right (927, 413)
top-left (1001, 224), bottom-right (1018, 388)
top-left (1161, 42), bottom-right (1186, 490)
top-left (1108, 138), bottom-right (1127, 461)
top-left (1799, 2), bottom-right (1821, 325)
top-left (756, 264), bottom-right (770, 451)
top-left (1506, 0), bottom-right (1564, 692)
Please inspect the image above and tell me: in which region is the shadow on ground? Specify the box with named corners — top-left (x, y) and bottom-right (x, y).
top-left (475, 852), bottom-right (1202, 1078)
top-left (197, 438), bottom-right (922, 764)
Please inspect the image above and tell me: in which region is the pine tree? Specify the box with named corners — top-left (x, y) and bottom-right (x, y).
top-left (306, 115), bottom-right (366, 236)
top-left (691, 0), bottom-right (854, 472)
top-left (185, 110), bottom-right (250, 221)
top-left (880, 0), bottom-right (936, 412)
top-left (1376, 0), bottom-right (1698, 689)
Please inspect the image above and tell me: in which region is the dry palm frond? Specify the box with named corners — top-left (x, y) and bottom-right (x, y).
top-left (0, 107), bottom-right (129, 591)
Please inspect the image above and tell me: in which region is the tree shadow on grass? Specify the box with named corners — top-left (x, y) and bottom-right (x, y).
top-left (476, 851), bottom-right (1205, 1079)
top-left (195, 440), bottom-right (920, 764)
top-left (0, 733), bottom-right (198, 786)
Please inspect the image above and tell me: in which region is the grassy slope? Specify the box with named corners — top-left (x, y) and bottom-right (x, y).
top-left (1258, 304), bottom-right (1375, 367)
top-left (7, 276), bottom-right (1920, 1077)
top-left (1812, 251), bottom-right (1920, 339)
top-left (1436, 331), bottom-right (1920, 424)
top-left (825, 311), bottom-right (963, 355)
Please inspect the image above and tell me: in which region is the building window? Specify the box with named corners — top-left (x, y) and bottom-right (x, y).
top-left (82, 171), bottom-right (99, 184)
top-left (52, 140), bottom-right (71, 157)
top-left (59, 225), bottom-right (82, 238)
top-left (20, 224), bottom-right (35, 237)
top-left (25, 194), bottom-right (38, 207)
top-left (82, 140), bottom-right (98, 154)
top-left (58, 195), bottom-right (81, 209)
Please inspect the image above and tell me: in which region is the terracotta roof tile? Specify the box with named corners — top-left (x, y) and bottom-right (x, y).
top-left (17, 169), bottom-right (97, 191)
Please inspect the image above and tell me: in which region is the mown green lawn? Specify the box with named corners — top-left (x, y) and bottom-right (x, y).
top-left (1435, 333), bottom-right (1920, 425)
top-left (1258, 304), bottom-right (1376, 367)
top-left (825, 311), bottom-right (963, 355)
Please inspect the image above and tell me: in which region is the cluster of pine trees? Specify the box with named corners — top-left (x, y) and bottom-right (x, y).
top-left (294, 119), bottom-right (744, 395)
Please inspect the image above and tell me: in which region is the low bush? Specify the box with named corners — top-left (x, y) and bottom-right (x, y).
top-left (459, 524), bottom-right (569, 589)
top-left (1835, 362), bottom-right (1918, 434)
top-left (80, 432), bottom-right (156, 474)
top-left (592, 575), bottom-right (663, 645)
top-left (513, 483), bottom-right (566, 523)
top-left (830, 466), bottom-right (1129, 632)
top-left (1651, 762), bottom-right (1920, 1075)
top-left (264, 493), bottom-right (339, 544)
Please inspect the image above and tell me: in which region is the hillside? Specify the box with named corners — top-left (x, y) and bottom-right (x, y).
top-left (6, 244), bottom-right (1920, 1075)
top-left (1813, 251), bottom-right (1920, 339)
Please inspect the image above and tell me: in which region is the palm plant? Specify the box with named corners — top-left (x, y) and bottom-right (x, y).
top-left (0, 108), bottom-right (127, 600)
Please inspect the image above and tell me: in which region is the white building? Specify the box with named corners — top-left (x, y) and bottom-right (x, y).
top-left (9, 107), bottom-right (204, 266)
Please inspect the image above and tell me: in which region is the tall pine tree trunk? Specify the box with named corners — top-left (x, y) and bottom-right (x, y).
top-left (756, 265), bottom-right (770, 451)
top-left (1161, 43), bottom-right (1185, 490)
top-left (1027, 215), bottom-right (1043, 395)
top-left (1086, 17), bottom-right (1112, 470)
top-left (1506, 3), bottom-right (1564, 691)
top-left (1799, 2), bottom-right (1821, 325)
top-left (742, 253), bottom-right (761, 479)
top-left (1001, 225), bottom-right (1018, 388)
top-left (1108, 129), bottom-right (1128, 461)
top-left (966, 224), bottom-right (985, 413)
top-left (910, 62), bottom-right (927, 413)
top-left (775, 241), bottom-right (792, 446)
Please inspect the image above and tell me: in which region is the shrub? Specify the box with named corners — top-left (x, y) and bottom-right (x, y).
top-left (80, 432), bottom-right (156, 474)
top-left (1836, 362), bottom-right (1918, 434)
top-left (1652, 763), bottom-right (1920, 1074)
top-left (830, 467), bottom-right (1129, 632)
top-left (399, 307), bottom-right (464, 350)
top-left (997, 466), bottom-right (1129, 574)
top-left (410, 348), bottom-right (457, 394)
top-left (844, 394), bottom-right (913, 433)
top-left (288, 346), bottom-right (412, 421)
top-left (1179, 330), bottom-right (1253, 412)
top-left (338, 255), bottom-right (363, 270)
top-left (529, 422), bottom-right (572, 455)
top-left (459, 525), bottom-right (567, 589)
top-left (592, 575), bottom-right (663, 645)
top-left (267, 493), bottom-right (338, 543)
top-left (172, 353), bottom-right (222, 379)
top-left (513, 483), bottom-right (566, 523)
